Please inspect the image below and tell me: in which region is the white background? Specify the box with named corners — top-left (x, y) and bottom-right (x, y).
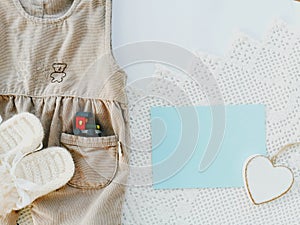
top-left (112, 0), bottom-right (300, 82)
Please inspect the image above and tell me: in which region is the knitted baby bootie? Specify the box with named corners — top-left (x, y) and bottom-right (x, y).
top-left (0, 112), bottom-right (44, 161)
top-left (0, 113), bottom-right (75, 216)
top-left (0, 147), bottom-right (75, 216)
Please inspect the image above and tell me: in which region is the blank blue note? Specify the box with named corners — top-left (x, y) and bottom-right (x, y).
top-left (151, 105), bottom-right (266, 189)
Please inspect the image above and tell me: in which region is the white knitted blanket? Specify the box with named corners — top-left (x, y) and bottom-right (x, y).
top-left (122, 20), bottom-right (300, 225)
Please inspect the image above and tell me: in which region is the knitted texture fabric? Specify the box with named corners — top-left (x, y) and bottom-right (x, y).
top-left (122, 20), bottom-right (300, 224)
top-left (0, 147), bottom-right (75, 216)
top-left (0, 113), bottom-right (44, 159)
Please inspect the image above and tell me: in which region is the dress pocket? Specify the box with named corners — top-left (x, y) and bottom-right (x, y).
top-left (60, 133), bottom-right (119, 189)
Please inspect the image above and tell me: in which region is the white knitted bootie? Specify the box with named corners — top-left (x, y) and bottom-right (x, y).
top-left (0, 147), bottom-right (75, 216)
top-left (0, 113), bottom-right (75, 216)
top-left (0, 112), bottom-right (44, 161)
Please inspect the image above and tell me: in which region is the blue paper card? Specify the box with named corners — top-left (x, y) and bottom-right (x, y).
top-left (151, 105), bottom-right (266, 189)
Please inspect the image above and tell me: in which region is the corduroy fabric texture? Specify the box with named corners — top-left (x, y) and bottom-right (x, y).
top-left (0, 0), bottom-right (129, 224)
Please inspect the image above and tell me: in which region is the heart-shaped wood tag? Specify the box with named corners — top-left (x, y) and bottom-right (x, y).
top-left (243, 155), bottom-right (294, 205)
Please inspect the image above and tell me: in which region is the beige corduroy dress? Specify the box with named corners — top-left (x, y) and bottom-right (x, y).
top-left (0, 0), bottom-right (129, 224)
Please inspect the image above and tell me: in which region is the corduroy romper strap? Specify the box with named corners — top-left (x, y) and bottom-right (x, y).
top-left (0, 0), bottom-right (129, 224)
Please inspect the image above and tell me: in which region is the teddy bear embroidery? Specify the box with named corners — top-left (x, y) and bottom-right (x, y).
top-left (50, 63), bottom-right (67, 83)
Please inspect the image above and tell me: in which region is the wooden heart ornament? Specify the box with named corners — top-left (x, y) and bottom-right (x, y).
top-left (243, 155), bottom-right (294, 205)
